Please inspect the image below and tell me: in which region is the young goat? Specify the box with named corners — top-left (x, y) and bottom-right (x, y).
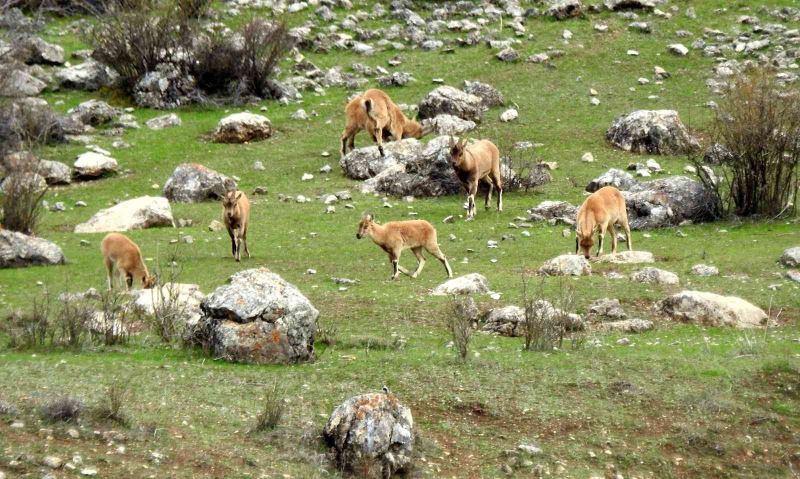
top-left (222, 190), bottom-right (251, 262)
top-left (356, 214), bottom-right (453, 280)
top-left (448, 137), bottom-right (503, 220)
top-left (340, 89), bottom-right (429, 158)
top-left (575, 186), bottom-right (633, 259)
top-left (100, 233), bottom-right (155, 290)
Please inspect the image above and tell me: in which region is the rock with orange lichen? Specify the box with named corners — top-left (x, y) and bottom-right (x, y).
top-left (185, 268), bottom-right (318, 364)
top-left (323, 393), bottom-right (414, 476)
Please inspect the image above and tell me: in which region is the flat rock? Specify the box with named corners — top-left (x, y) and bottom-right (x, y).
top-left (73, 152), bottom-right (118, 179)
top-left (592, 251), bottom-right (654, 264)
top-left (422, 114), bottom-right (476, 136)
top-left (0, 230), bottom-right (65, 268)
top-left (540, 255), bottom-right (591, 276)
top-left (528, 200), bottom-right (577, 225)
top-left (630, 267), bottom-right (679, 285)
top-left (74, 196), bottom-right (174, 233)
top-left (690, 264), bottom-right (719, 276)
top-left (323, 393), bottom-right (414, 476)
top-left (213, 113), bottom-right (272, 144)
top-left (129, 283), bottom-right (204, 326)
top-left (0, 69), bottom-right (46, 97)
top-left (658, 290), bottom-right (768, 328)
top-left (595, 318), bottom-right (654, 333)
top-left (780, 247), bottom-right (800, 267)
top-left (588, 298), bottom-right (626, 319)
top-left (146, 113), bottom-right (181, 130)
top-left (56, 60), bottom-right (117, 91)
top-left (431, 273), bottom-right (489, 296)
top-left (163, 163), bottom-right (236, 203)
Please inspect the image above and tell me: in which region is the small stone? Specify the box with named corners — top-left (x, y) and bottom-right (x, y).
top-left (320, 164), bottom-right (332, 174)
top-left (253, 161), bottom-right (265, 171)
top-left (75, 200), bottom-right (87, 207)
top-left (590, 97), bottom-right (601, 106)
top-left (253, 186), bottom-right (268, 195)
top-left (301, 173), bottom-right (313, 181)
top-left (581, 152), bottom-right (594, 163)
top-left (43, 456), bottom-right (63, 469)
top-left (67, 428), bottom-right (80, 438)
top-left (80, 468), bottom-right (97, 476)
top-left (306, 269), bottom-right (316, 275)
top-left (616, 337), bottom-right (631, 346)
top-left (181, 235), bottom-right (193, 244)
top-left (291, 109), bottom-right (309, 120)
top-left (627, 49), bottom-right (639, 56)
top-left (518, 444), bottom-right (542, 455)
top-left (668, 43), bottom-right (689, 56)
top-left (499, 108), bottom-right (519, 122)
top-left (443, 215), bottom-right (454, 223)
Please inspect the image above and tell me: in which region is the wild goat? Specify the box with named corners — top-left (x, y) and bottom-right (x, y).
top-left (222, 190), bottom-right (251, 262)
top-left (356, 214), bottom-right (453, 280)
top-left (100, 233), bottom-right (155, 290)
top-left (448, 137), bottom-right (503, 220)
top-left (340, 89), bottom-right (429, 158)
top-left (575, 186), bottom-right (633, 259)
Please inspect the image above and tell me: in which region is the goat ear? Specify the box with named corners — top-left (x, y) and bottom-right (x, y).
top-left (235, 191), bottom-right (243, 200)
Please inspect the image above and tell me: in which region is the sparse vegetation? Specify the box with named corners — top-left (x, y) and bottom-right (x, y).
top-left (253, 383), bottom-right (284, 433)
top-left (445, 295), bottom-right (474, 362)
top-left (55, 295), bottom-right (94, 349)
top-left (520, 274), bottom-right (578, 352)
top-left (92, 381), bottom-right (130, 425)
top-left (40, 395), bottom-right (83, 423)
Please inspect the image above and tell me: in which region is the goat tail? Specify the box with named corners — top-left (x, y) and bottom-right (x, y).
top-left (363, 98), bottom-right (373, 115)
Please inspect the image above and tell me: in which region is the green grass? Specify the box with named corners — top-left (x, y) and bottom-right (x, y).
top-left (2, 0), bottom-right (800, 477)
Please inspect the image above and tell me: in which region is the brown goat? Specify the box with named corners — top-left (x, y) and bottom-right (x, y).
top-left (222, 190), bottom-right (251, 262)
top-left (448, 137), bottom-right (503, 220)
top-left (356, 214), bottom-right (453, 280)
top-left (340, 89), bottom-right (429, 158)
top-left (100, 233), bottom-right (155, 290)
top-left (575, 186), bottom-right (633, 259)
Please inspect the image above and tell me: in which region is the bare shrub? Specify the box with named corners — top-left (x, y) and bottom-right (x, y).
top-left (56, 297), bottom-right (94, 349)
top-left (174, 0), bottom-right (209, 21)
top-left (0, 99), bottom-right (65, 153)
top-left (316, 322), bottom-right (338, 347)
top-left (713, 68), bottom-right (800, 217)
top-left (520, 275), bottom-right (579, 352)
top-left (254, 383), bottom-right (284, 432)
top-left (40, 395), bottom-right (83, 423)
top-left (2, 289), bottom-right (52, 348)
top-left (445, 295), bottom-right (475, 362)
top-left (147, 260), bottom-right (187, 343)
top-left (502, 155), bottom-right (552, 193)
top-left (1, 152), bottom-right (48, 234)
top-left (93, 289), bottom-right (132, 346)
top-left (93, 381), bottom-right (130, 425)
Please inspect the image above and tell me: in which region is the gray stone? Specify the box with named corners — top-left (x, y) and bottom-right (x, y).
top-left (528, 200), bottom-right (577, 225)
top-left (431, 273), bottom-right (489, 296)
top-left (659, 291), bottom-right (768, 328)
top-left (133, 63), bottom-right (196, 110)
top-left (422, 114), bottom-right (476, 136)
top-left (495, 47), bottom-right (519, 62)
top-left (17, 36), bottom-right (64, 65)
top-left (780, 247), bottom-right (800, 267)
top-left (56, 60), bottom-right (117, 91)
top-left (0, 69), bottom-right (46, 97)
top-left (588, 298), bottom-right (626, 319)
top-left (0, 230), bottom-right (65, 268)
top-left (74, 196), bottom-right (174, 233)
top-left (595, 318), bottom-right (653, 333)
top-left (163, 163), bottom-right (237, 203)
top-left (462, 80), bottom-right (504, 107)
top-left (690, 264), bottom-right (719, 276)
top-left (323, 393), bottom-right (414, 476)
top-left (482, 306), bottom-right (525, 336)
top-left (377, 71), bottom-right (414, 87)
top-left (585, 168), bottom-right (639, 192)
top-left (187, 268), bottom-right (318, 364)
top-left (146, 113), bottom-right (181, 130)
top-left (213, 112), bottom-right (272, 143)
top-left (606, 110), bottom-right (700, 155)
top-left (592, 251), bottom-right (654, 264)
top-left (630, 267), bottom-right (679, 285)
top-left (667, 43), bottom-right (689, 56)
top-left (67, 100), bottom-right (118, 126)
top-left (129, 283), bottom-right (204, 326)
top-left (539, 255), bottom-right (591, 276)
top-left (418, 86), bottom-right (484, 122)
top-left (73, 152), bottom-right (118, 179)
top-left (37, 160), bottom-right (71, 185)
top-left (546, 0), bottom-right (583, 20)
top-left (499, 108), bottom-right (519, 122)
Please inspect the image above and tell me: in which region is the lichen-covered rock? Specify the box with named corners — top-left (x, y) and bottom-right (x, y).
top-left (187, 269), bottom-right (318, 364)
top-left (73, 152), bottom-right (118, 179)
top-left (67, 100), bottom-right (118, 126)
top-left (462, 80), bottom-right (504, 107)
top-left (540, 255), bottom-right (591, 276)
top-left (74, 196), bottom-right (174, 233)
top-left (213, 113), bottom-right (273, 143)
top-left (482, 301), bottom-right (583, 335)
top-left (546, 0), bottom-right (584, 20)
top-left (417, 86), bottom-right (484, 122)
top-left (606, 110), bottom-right (700, 155)
top-left (431, 273), bottom-right (489, 296)
top-left (0, 230), bottom-right (65, 268)
top-left (129, 283), bottom-right (204, 326)
top-left (340, 139), bottom-right (424, 180)
top-left (133, 63), bottom-right (196, 110)
top-left (780, 247), bottom-right (800, 268)
top-left (690, 264), bottom-right (719, 276)
top-left (630, 267), bottom-right (679, 285)
top-left (422, 114), bottom-right (476, 136)
top-left (16, 36), bottom-right (64, 65)
top-left (146, 113), bottom-right (181, 130)
top-left (595, 318), bottom-right (654, 333)
top-left (658, 290), bottom-right (768, 328)
top-left (528, 200), bottom-right (577, 225)
top-left (323, 393), bottom-right (414, 477)
top-left (588, 298), bottom-right (626, 319)
top-left (585, 168), bottom-right (639, 193)
top-left (163, 163), bottom-right (237, 203)
top-left (593, 251), bottom-right (654, 264)
top-left (0, 69), bottom-right (46, 97)
top-left (38, 159), bottom-right (71, 185)
top-left (56, 60), bottom-right (117, 91)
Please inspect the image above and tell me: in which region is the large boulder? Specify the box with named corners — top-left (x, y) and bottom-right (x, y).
top-left (528, 200), bottom-right (578, 225)
top-left (0, 69), bottom-right (46, 97)
top-left (630, 267), bottom-right (679, 285)
top-left (133, 63), bottom-right (196, 110)
top-left (546, 0), bottom-right (584, 20)
top-left (587, 298), bottom-right (626, 319)
top-left (163, 163), bottom-right (236, 203)
top-left (16, 36), bottom-right (64, 65)
top-left (592, 251), bottom-right (654, 264)
top-left (462, 80), bottom-right (504, 107)
top-left (780, 247), bottom-right (800, 267)
top-left (323, 393), bottom-right (414, 477)
top-left (482, 306), bottom-right (526, 336)
top-left (38, 159), bottom-right (71, 185)
top-left (340, 139), bottom-right (424, 180)
top-left (0, 230), bottom-right (65, 268)
top-left (658, 291), bottom-right (768, 328)
top-left (74, 196), bottom-right (175, 233)
top-left (606, 110), bottom-right (700, 155)
top-left (187, 269), bottom-right (318, 364)
top-left (540, 255), bottom-right (591, 276)
top-left (73, 152), bottom-right (118, 179)
top-left (417, 86), bottom-right (484, 122)
top-left (129, 283), bottom-right (204, 325)
top-left (585, 168), bottom-right (639, 193)
top-left (604, 0), bottom-right (664, 10)
top-left (67, 100), bottom-right (118, 126)
top-left (55, 60), bottom-right (117, 91)
top-left (213, 113), bottom-right (273, 144)
top-left (422, 114), bottom-right (476, 136)
top-left (431, 273), bottom-right (489, 296)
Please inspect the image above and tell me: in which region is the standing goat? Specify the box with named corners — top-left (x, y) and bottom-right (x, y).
top-left (356, 214), bottom-right (453, 280)
top-left (575, 186), bottom-right (633, 259)
top-left (340, 89), bottom-right (429, 158)
top-left (448, 137), bottom-right (503, 220)
top-left (222, 190), bottom-right (251, 262)
top-left (100, 233), bottom-right (155, 290)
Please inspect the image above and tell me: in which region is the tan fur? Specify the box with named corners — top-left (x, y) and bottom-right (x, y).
top-left (448, 137), bottom-right (503, 219)
top-left (340, 89), bottom-right (430, 158)
top-left (356, 214), bottom-right (453, 280)
top-left (575, 186), bottom-right (633, 258)
top-left (100, 233), bottom-right (154, 290)
top-left (222, 190), bottom-right (251, 262)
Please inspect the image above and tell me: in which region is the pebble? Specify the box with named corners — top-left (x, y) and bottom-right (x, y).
top-left (75, 200), bottom-right (87, 207)
top-left (80, 467), bottom-right (98, 476)
top-left (43, 456), bottom-right (63, 469)
top-left (581, 152), bottom-right (594, 162)
top-left (617, 337), bottom-right (631, 346)
top-left (443, 216), bottom-right (454, 223)
top-left (301, 173), bottom-right (314, 181)
top-left (306, 269), bottom-right (317, 275)
top-left (253, 161), bottom-right (265, 171)
top-left (320, 164), bottom-right (332, 173)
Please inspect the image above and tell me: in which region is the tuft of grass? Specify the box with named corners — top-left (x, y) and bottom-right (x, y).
top-left (92, 382), bottom-right (131, 426)
top-left (40, 395), bottom-right (83, 423)
top-left (445, 295), bottom-right (475, 362)
top-left (253, 383), bottom-right (285, 433)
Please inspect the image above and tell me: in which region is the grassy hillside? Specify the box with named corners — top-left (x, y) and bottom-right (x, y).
top-left (1, 0), bottom-right (799, 477)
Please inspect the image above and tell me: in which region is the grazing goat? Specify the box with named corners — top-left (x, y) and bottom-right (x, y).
top-left (575, 186), bottom-right (633, 259)
top-left (222, 190), bottom-right (251, 262)
top-left (448, 137), bottom-right (503, 220)
top-left (340, 89), bottom-right (429, 158)
top-left (356, 214), bottom-right (453, 280)
top-left (100, 233), bottom-right (155, 290)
